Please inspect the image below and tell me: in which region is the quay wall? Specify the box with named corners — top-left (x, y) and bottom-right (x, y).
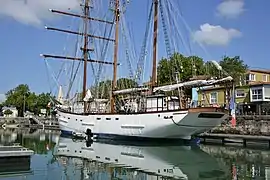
top-left (210, 115), bottom-right (270, 135)
top-left (0, 117), bottom-right (59, 130)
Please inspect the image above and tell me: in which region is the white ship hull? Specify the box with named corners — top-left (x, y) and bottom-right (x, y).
top-left (54, 137), bottom-right (229, 179)
top-left (57, 107), bottom-right (228, 140)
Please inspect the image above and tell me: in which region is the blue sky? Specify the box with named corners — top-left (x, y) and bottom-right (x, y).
top-left (0, 0), bottom-right (269, 100)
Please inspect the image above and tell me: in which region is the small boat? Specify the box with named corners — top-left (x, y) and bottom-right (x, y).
top-left (1, 123), bottom-right (19, 129)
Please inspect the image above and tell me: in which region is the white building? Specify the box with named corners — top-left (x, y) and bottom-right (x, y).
top-left (249, 84), bottom-right (270, 102)
top-left (2, 107), bottom-right (18, 118)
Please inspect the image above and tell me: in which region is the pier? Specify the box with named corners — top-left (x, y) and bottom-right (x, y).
top-left (0, 144), bottom-right (33, 177)
top-left (0, 117), bottom-right (59, 130)
top-left (198, 133), bottom-right (270, 148)
top-left (0, 144), bottom-right (34, 157)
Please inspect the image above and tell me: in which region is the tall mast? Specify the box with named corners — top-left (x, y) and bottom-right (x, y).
top-left (151, 0), bottom-right (158, 89)
top-left (83, 0), bottom-right (90, 113)
top-left (110, 0), bottom-right (120, 113)
top-left (42, 0), bottom-right (119, 113)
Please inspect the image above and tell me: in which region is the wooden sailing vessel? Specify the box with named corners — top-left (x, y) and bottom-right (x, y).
top-left (41, 0), bottom-right (232, 140)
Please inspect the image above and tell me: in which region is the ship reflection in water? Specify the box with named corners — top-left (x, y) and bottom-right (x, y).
top-left (1, 129), bottom-right (270, 179)
top-left (54, 137), bottom-right (229, 180)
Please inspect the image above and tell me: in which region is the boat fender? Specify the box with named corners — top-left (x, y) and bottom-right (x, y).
top-left (86, 128), bottom-right (94, 142)
top-left (86, 139), bottom-right (93, 147)
top-left (86, 128), bottom-right (93, 137)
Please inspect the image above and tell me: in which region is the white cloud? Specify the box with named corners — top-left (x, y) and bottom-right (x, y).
top-left (193, 23), bottom-right (242, 46)
top-left (0, 0), bottom-right (80, 26)
top-left (216, 0), bottom-right (245, 19)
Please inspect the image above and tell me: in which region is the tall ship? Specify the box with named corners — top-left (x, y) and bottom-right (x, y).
top-left (42, 0), bottom-right (232, 140)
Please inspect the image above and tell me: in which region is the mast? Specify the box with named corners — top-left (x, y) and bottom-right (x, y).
top-left (42, 0), bottom-right (119, 113)
top-left (83, 0), bottom-right (90, 113)
top-left (110, 0), bottom-right (120, 113)
top-left (151, 0), bottom-right (158, 90)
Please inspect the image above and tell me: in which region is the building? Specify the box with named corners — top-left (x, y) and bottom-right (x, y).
top-left (197, 69), bottom-right (270, 115)
top-left (1, 106), bottom-right (18, 118)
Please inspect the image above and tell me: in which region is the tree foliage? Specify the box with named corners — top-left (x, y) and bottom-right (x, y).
top-left (157, 53), bottom-right (205, 85)
top-left (90, 54), bottom-right (247, 99)
top-left (36, 93), bottom-right (52, 114)
top-left (3, 109), bottom-right (13, 115)
top-left (91, 78), bottom-right (138, 99)
top-left (3, 84), bottom-right (51, 116)
top-left (219, 56), bottom-right (248, 84)
top-left (117, 78), bottom-right (138, 89)
top-left (157, 53), bottom-right (248, 86)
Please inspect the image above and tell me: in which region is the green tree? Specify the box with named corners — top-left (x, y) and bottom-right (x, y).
top-left (3, 84), bottom-right (52, 116)
top-left (219, 56), bottom-right (248, 84)
top-left (157, 53), bottom-right (205, 85)
top-left (3, 109), bottom-right (13, 116)
top-left (36, 93), bottom-right (51, 114)
top-left (4, 84), bottom-right (30, 116)
top-left (26, 92), bottom-right (37, 113)
top-left (117, 78), bottom-right (138, 89)
top-left (92, 80), bottom-right (112, 99)
top-left (91, 78), bottom-right (138, 99)
top-left (204, 61), bottom-right (220, 78)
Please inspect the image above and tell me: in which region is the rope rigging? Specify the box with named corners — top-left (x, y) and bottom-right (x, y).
top-left (44, 0), bottom-right (233, 113)
top-left (44, 7), bottom-right (84, 100)
top-left (120, 18), bottom-right (134, 79)
top-left (159, 0), bottom-right (172, 59)
top-left (159, 0), bottom-right (175, 88)
top-left (120, 0), bottom-right (134, 78)
top-left (66, 26), bottom-right (83, 99)
top-left (92, 9), bottom-right (115, 99)
top-left (134, 0), bottom-right (153, 84)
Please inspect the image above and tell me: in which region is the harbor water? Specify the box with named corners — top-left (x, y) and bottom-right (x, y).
top-left (0, 129), bottom-right (269, 179)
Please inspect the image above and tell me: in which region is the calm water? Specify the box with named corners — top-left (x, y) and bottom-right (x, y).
top-left (0, 129), bottom-right (269, 180)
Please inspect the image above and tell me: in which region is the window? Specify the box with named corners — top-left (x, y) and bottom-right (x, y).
top-left (210, 92), bottom-right (218, 104)
top-left (249, 74), bottom-right (256, 81)
top-left (252, 89), bottom-right (262, 100)
top-left (263, 74), bottom-right (268, 82)
top-left (236, 90), bottom-right (245, 98)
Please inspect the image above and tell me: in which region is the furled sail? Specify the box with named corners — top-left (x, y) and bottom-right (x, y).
top-left (113, 87), bottom-right (149, 95)
top-left (153, 76), bottom-right (233, 92)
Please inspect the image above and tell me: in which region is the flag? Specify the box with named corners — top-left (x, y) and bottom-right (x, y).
top-left (230, 89), bottom-right (236, 128)
top-left (231, 110), bottom-right (236, 127)
top-left (229, 94), bottom-right (235, 110)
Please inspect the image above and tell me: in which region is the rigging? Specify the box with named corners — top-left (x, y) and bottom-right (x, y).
top-left (42, 0), bottom-right (119, 113)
